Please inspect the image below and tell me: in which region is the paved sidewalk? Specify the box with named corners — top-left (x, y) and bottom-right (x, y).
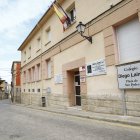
top-left (15, 103), bottom-right (140, 127)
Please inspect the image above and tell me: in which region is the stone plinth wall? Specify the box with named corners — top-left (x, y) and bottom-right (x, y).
top-left (42, 93), bottom-right (69, 108)
top-left (85, 94), bottom-right (123, 115)
top-left (125, 92), bottom-right (140, 117)
top-left (14, 95), bottom-right (21, 103)
top-left (21, 93), bottom-right (31, 105)
top-left (21, 93), bottom-right (69, 108)
top-left (31, 94), bottom-right (42, 106)
top-left (82, 92), bottom-right (140, 117)
top-left (0, 93), bottom-right (8, 100)
top-left (21, 91), bottom-right (140, 117)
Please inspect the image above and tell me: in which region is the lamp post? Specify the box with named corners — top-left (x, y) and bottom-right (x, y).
top-left (76, 22), bottom-right (92, 44)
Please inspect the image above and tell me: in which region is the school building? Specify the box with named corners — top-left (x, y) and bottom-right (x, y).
top-left (18, 0), bottom-right (140, 116)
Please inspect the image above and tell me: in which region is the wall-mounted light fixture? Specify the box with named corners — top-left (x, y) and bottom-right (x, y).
top-left (76, 22), bottom-right (92, 44)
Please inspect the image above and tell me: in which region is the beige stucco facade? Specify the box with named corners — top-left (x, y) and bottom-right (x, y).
top-left (19, 0), bottom-right (140, 116)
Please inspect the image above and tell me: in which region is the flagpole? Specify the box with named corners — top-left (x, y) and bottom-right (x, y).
top-left (55, 0), bottom-right (67, 16)
top-left (55, 0), bottom-right (71, 23)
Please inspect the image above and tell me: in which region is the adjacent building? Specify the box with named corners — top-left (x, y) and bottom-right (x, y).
top-left (18, 0), bottom-right (140, 116)
top-left (0, 79), bottom-right (9, 100)
top-left (11, 61), bottom-right (21, 103)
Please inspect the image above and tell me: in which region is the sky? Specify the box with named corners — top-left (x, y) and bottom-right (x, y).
top-left (0, 0), bottom-right (53, 84)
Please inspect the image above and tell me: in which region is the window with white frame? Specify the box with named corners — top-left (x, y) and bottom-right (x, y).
top-left (45, 27), bottom-right (51, 44)
top-left (36, 64), bottom-right (41, 81)
top-left (46, 59), bottom-right (51, 79)
top-left (116, 18), bottom-right (140, 63)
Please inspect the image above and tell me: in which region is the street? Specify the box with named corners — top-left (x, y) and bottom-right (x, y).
top-left (0, 100), bottom-right (140, 140)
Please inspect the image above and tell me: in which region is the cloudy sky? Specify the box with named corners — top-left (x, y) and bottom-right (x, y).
top-left (0, 0), bottom-right (52, 83)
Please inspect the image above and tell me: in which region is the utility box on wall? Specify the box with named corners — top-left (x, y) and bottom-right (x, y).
top-left (42, 97), bottom-right (46, 107)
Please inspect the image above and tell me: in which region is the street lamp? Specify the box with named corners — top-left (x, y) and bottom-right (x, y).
top-left (76, 22), bottom-right (92, 44)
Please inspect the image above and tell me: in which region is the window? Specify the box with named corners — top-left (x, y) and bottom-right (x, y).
top-left (67, 3), bottom-right (76, 23)
top-left (46, 59), bottom-right (51, 79)
top-left (69, 7), bottom-right (76, 22)
top-left (32, 89), bottom-right (35, 92)
top-left (23, 71), bottom-right (26, 83)
top-left (28, 69), bottom-right (32, 83)
top-left (37, 37), bottom-right (41, 51)
top-left (32, 67), bottom-right (35, 82)
top-left (28, 46), bottom-right (31, 59)
top-left (37, 89), bottom-right (40, 93)
top-left (116, 18), bottom-right (140, 63)
top-left (24, 89), bottom-right (25, 92)
top-left (45, 27), bottom-right (51, 44)
top-left (36, 64), bottom-right (41, 81)
top-left (28, 89), bottom-right (30, 92)
top-left (24, 51), bottom-right (26, 62)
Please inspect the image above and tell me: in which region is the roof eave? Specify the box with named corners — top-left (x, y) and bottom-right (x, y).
top-left (18, 0), bottom-right (64, 51)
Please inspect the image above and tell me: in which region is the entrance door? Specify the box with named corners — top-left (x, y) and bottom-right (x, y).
top-left (74, 72), bottom-right (81, 106)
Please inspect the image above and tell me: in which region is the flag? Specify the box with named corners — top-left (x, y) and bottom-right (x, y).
top-left (53, 2), bottom-right (71, 31)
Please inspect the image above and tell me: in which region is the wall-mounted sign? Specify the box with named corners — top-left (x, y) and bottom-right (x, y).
top-left (117, 62), bottom-right (140, 89)
top-left (79, 66), bottom-right (86, 72)
top-left (54, 74), bottom-right (63, 84)
top-left (43, 87), bottom-right (51, 94)
top-left (75, 82), bottom-right (79, 86)
top-left (86, 59), bottom-right (107, 76)
top-left (46, 87), bottom-right (51, 93)
top-left (80, 76), bottom-right (86, 83)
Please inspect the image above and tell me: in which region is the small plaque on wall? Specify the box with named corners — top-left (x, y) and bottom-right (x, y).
top-left (43, 87), bottom-right (51, 94)
top-left (54, 74), bottom-right (63, 84)
top-left (47, 87), bottom-right (51, 93)
top-left (79, 66), bottom-right (86, 72)
top-left (80, 76), bottom-right (86, 83)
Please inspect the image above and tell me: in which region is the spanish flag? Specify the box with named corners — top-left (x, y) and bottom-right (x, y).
top-left (53, 2), bottom-right (71, 31)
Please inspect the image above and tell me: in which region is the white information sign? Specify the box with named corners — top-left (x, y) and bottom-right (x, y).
top-left (92, 59), bottom-right (107, 75)
top-left (80, 76), bottom-right (86, 83)
top-left (117, 62), bottom-right (140, 89)
top-left (43, 87), bottom-right (51, 94)
top-left (79, 66), bottom-right (86, 72)
top-left (86, 59), bottom-right (107, 76)
top-left (54, 74), bottom-right (63, 84)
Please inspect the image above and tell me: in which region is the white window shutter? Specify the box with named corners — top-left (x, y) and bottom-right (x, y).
top-left (116, 18), bottom-right (140, 63)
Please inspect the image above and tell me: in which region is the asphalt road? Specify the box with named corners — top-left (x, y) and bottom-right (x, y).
top-left (0, 99), bottom-right (140, 140)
